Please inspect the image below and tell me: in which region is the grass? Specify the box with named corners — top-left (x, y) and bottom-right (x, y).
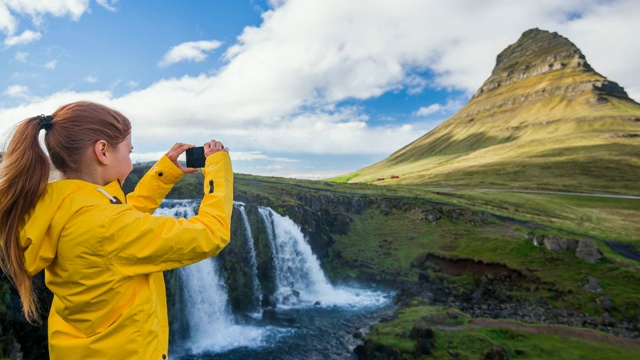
top-left (366, 306), bottom-right (640, 359)
top-left (339, 60), bottom-right (640, 196)
top-left (329, 173), bottom-right (360, 183)
top-left (123, 167), bottom-right (639, 356)
top-left (344, 134), bottom-right (640, 195)
top-left (423, 189), bottom-right (640, 243)
top-left (433, 326), bottom-right (640, 359)
top-left (319, 182), bottom-right (640, 317)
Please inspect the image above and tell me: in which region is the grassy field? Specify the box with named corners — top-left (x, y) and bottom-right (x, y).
top-left (364, 306), bottom-right (640, 359)
top-left (418, 189), bottom-right (640, 243)
top-left (333, 54), bottom-right (640, 196)
top-left (332, 131), bottom-right (640, 195)
top-left (326, 193), bottom-right (640, 315)
top-left (233, 174), bottom-right (640, 317)
top-left (233, 173), bottom-right (640, 356)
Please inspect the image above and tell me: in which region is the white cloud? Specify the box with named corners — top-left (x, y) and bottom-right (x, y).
top-left (231, 151), bottom-right (299, 162)
top-left (85, 75), bottom-right (98, 83)
top-left (134, 0), bottom-right (636, 158)
top-left (626, 87), bottom-right (640, 103)
top-left (130, 149), bottom-right (298, 166)
top-left (2, 0), bottom-right (640, 178)
top-left (130, 151), bottom-right (168, 163)
top-left (405, 75), bottom-right (429, 95)
top-left (3, 85), bottom-right (29, 98)
top-left (159, 40), bottom-right (223, 67)
top-left (44, 60), bottom-right (57, 69)
top-left (14, 51), bottom-right (28, 62)
top-left (268, 0), bottom-right (287, 8)
top-left (0, 0), bottom-right (90, 46)
top-left (415, 98), bottom-right (465, 117)
top-left (4, 29), bottom-right (41, 46)
top-left (96, 0), bottom-right (118, 12)
top-left (0, 90), bottom-right (113, 138)
top-left (0, 2), bottom-right (17, 35)
top-left (415, 104), bottom-right (443, 117)
top-left (1, 0), bottom-right (89, 23)
top-left (552, 0), bottom-right (640, 103)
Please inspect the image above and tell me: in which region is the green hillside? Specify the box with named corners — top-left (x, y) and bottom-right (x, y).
top-left (337, 29), bottom-right (640, 195)
top-left (232, 174), bottom-right (640, 358)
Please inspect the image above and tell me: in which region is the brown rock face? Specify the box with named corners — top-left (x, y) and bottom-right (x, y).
top-left (472, 28), bottom-right (628, 101)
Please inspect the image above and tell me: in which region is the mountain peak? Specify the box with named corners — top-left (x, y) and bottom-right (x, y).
top-left (472, 28), bottom-right (627, 100)
top-left (341, 28), bottom-right (640, 194)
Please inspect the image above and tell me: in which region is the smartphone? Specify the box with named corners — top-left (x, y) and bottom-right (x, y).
top-left (185, 146), bottom-right (206, 168)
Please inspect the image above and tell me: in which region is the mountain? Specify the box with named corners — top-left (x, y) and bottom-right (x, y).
top-left (339, 28), bottom-right (640, 195)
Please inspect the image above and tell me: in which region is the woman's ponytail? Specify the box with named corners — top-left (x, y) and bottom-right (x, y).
top-left (0, 117), bottom-right (53, 323)
top-left (1, 101), bottom-right (130, 323)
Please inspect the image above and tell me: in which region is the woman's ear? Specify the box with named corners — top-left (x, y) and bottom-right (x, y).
top-left (93, 140), bottom-right (110, 166)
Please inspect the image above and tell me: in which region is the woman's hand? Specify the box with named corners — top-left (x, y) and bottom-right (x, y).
top-left (203, 139), bottom-right (227, 157)
top-left (165, 143), bottom-right (198, 174)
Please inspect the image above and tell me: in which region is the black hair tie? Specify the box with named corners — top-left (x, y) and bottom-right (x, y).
top-left (37, 114), bottom-right (53, 131)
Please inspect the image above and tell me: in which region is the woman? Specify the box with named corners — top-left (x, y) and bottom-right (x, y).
top-left (0, 101), bottom-right (233, 359)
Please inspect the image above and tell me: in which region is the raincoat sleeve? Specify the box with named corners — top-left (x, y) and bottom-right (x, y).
top-left (126, 155), bottom-right (185, 214)
top-left (101, 152), bottom-right (233, 277)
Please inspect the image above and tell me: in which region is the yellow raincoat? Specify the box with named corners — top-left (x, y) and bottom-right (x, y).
top-left (19, 152), bottom-right (233, 359)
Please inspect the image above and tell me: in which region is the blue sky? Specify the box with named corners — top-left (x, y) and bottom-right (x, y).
top-left (2, 0), bottom-right (639, 179)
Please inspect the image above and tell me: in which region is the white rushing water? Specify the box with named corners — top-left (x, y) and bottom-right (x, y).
top-left (154, 201), bottom-right (269, 354)
top-left (234, 201), bottom-right (263, 309)
top-left (177, 258), bottom-right (268, 353)
top-left (153, 199), bottom-right (198, 218)
top-left (155, 200), bottom-right (390, 357)
top-left (258, 207), bottom-right (389, 309)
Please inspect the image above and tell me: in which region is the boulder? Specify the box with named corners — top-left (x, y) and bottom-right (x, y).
top-left (482, 344), bottom-right (511, 360)
top-left (543, 235), bottom-right (578, 253)
top-left (261, 292), bottom-right (277, 309)
top-left (426, 211), bottom-right (440, 223)
top-left (354, 339), bottom-right (398, 360)
top-left (409, 324), bottom-right (434, 355)
top-left (261, 308), bottom-right (296, 325)
top-left (575, 240), bottom-right (603, 264)
top-left (409, 324), bottom-right (434, 340)
top-left (583, 276), bottom-right (603, 294)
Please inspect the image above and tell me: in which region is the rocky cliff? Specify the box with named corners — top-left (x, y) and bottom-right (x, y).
top-left (472, 28), bottom-right (627, 100)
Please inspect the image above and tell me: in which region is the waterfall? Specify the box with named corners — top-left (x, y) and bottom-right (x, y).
top-left (258, 207), bottom-right (332, 306)
top-left (153, 199), bottom-right (199, 218)
top-left (258, 207), bottom-right (387, 309)
top-left (234, 201), bottom-right (262, 309)
top-left (177, 258), bottom-right (238, 353)
top-left (154, 200), bottom-right (268, 355)
top-left (155, 200), bottom-right (389, 357)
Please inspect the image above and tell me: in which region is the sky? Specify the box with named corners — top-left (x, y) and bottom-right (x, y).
top-left (1, 0), bottom-right (639, 179)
